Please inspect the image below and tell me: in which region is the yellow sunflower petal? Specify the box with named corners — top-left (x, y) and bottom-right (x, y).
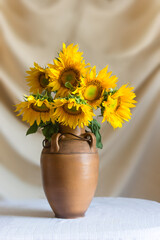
top-left (26, 63), bottom-right (50, 94)
top-left (15, 96), bottom-right (53, 126)
top-left (102, 84), bottom-right (137, 128)
top-left (52, 98), bottom-right (95, 129)
top-left (48, 43), bottom-right (89, 97)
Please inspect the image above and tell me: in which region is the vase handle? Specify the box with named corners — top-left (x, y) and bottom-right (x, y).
top-left (50, 133), bottom-right (61, 153)
top-left (50, 132), bottom-right (96, 153)
top-left (83, 132), bottom-right (96, 152)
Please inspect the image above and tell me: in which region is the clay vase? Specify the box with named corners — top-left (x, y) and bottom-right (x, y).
top-left (40, 125), bottom-right (99, 218)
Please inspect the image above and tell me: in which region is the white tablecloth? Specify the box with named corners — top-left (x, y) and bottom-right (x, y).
top-left (0, 197), bottom-right (160, 240)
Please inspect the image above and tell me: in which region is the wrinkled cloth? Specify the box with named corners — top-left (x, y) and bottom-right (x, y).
top-left (0, 198), bottom-right (160, 240)
top-left (0, 0), bottom-right (160, 200)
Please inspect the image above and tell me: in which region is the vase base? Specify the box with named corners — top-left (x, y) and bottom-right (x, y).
top-left (55, 213), bottom-right (85, 219)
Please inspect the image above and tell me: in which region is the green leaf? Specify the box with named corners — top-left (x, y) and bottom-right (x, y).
top-left (88, 119), bottom-right (103, 149)
top-left (103, 88), bottom-right (118, 101)
top-left (39, 121), bottom-right (50, 128)
top-left (75, 98), bottom-right (81, 104)
top-left (42, 122), bottom-right (59, 141)
top-left (65, 82), bottom-right (74, 91)
top-left (26, 121), bottom-right (38, 135)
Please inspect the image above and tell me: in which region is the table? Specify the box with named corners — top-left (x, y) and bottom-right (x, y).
top-left (0, 197), bottom-right (160, 240)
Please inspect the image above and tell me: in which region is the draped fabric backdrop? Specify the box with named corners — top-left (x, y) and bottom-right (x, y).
top-left (0, 0), bottom-right (160, 201)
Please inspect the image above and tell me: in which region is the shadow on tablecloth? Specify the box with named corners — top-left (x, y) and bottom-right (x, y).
top-left (0, 205), bottom-right (54, 218)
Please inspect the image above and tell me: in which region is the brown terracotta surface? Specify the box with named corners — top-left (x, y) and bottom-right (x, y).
top-left (41, 126), bottom-right (99, 218)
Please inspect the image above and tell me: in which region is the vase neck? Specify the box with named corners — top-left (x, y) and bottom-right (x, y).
top-left (59, 125), bottom-right (85, 136)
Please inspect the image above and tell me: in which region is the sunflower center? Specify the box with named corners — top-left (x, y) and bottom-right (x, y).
top-left (84, 83), bottom-right (102, 101)
top-left (31, 103), bottom-right (50, 112)
top-left (60, 69), bottom-right (79, 87)
top-left (63, 104), bottom-right (82, 115)
top-left (39, 74), bottom-right (49, 87)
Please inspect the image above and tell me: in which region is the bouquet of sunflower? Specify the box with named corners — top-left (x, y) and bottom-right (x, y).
top-left (15, 43), bottom-right (136, 149)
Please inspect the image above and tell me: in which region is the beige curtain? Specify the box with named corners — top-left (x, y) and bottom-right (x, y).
top-left (0, 0), bottom-right (160, 200)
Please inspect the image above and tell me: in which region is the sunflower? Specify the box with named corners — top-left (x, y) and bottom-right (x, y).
top-left (74, 66), bottom-right (118, 109)
top-left (52, 98), bottom-right (95, 129)
top-left (102, 84), bottom-right (137, 128)
top-left (26, 62), bottom-right (50, 94)
top-left (48, 43), bottom-right (89, 97)
top-left (15, 96), bottom-right (55, 126)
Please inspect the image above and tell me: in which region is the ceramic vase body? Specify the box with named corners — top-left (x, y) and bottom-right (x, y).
top-left (40, 125), bottom-right (99, 218)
